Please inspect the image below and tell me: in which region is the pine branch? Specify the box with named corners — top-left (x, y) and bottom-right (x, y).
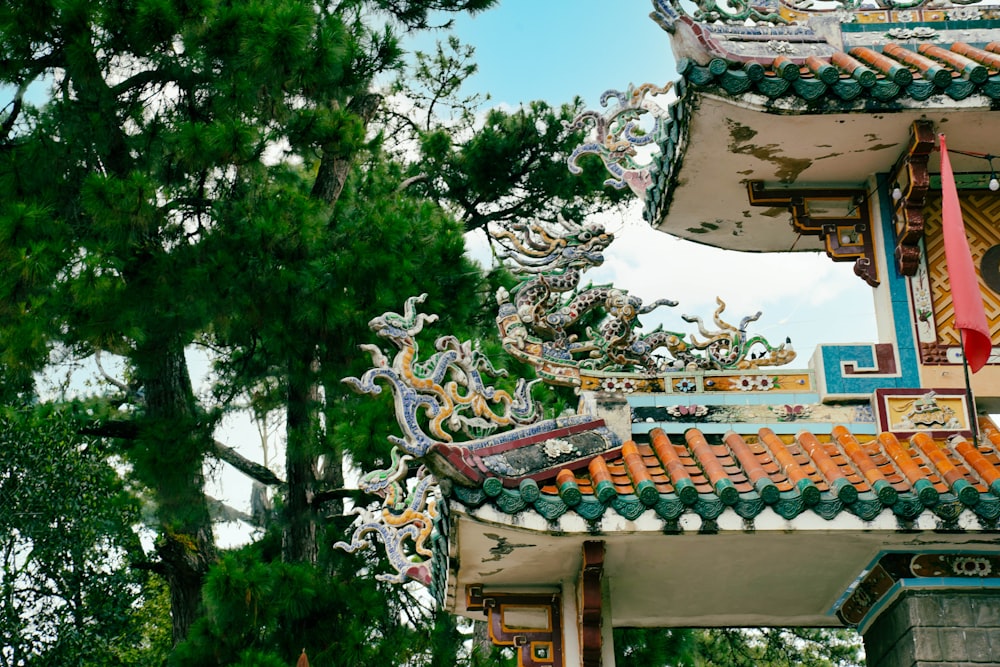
top-left (205, 495), bottom-right (256, 525)
top-left (311, 487), bottom-right (369, 506)
top-left (211, 439), bottom-right (284, 487)
top-left (79, 419), bottom-right (139, 439)
top-left (398, 173), bottom-right (428, 191)
top-left (311, 93), bottom-right (382, 205)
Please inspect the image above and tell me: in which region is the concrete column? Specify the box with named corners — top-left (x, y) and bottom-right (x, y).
top-left (863, 590), bottom-right (1000, 667)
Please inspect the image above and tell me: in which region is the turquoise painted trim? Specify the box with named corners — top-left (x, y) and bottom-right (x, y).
top-left (627, 394), bottom-right (657, 407)
top-left (878, 173), bottom-right (921, 382)
top-left (857, 577), bottom-right (1000, 634)
top-left (841, 19), bottom-right (1000, 33)
top-left (626, 392), bottom-right (822, 408)
top-left (817, 177), bottom-right (920, 397)
top-left (632, 422), bottom-right (874, 436)
top-left (827, 547), bottom-right (1000, 618)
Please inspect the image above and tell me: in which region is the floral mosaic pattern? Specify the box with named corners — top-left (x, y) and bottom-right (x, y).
top-left (631, 402), bottom-right (871, 426)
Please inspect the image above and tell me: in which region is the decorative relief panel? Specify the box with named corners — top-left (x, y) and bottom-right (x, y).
top-left (916, 193), bottom-right (1000, 366)
top-left (747, 182), bottom-right (879, 287)
top-left (871, 388), bottom-right (971, 438)
top-left (837, 551), bottom-right (1000, 629)
top-left (467, 586), bottom-right (564, 667)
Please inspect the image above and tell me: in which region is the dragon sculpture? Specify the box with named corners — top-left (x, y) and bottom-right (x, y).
top-left (334, 448), bottom-right (439, 585)
top-left (337, 294), bottom-right (623, 584)
top-left (344, 294), bottom-right (539, 458)
top-left (494, 217), bottom-right (795, 376)
top-left (564, 82), bottom-right (673, 196)
top-left (680, 297), bottom-right (796, 370)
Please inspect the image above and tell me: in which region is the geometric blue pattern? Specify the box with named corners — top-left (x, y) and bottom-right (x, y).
top-left (817, 176), bottom-right (921, 399)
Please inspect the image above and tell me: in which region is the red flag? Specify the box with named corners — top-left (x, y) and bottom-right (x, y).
top-left (939, 134), bottom-right (992, 372)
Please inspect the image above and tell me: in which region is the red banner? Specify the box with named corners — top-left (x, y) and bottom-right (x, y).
top-left (939, 134), bottom-right (992, 373)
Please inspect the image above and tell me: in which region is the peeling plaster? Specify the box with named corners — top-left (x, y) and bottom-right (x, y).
top-left (686, 220), bottom-right (722, 234)
top-left (482, 532), bottom-right (536, 563)
top-left (760, 206), bottom-right (789, 218)
top-left (726, 119), bottom-right (812, 183)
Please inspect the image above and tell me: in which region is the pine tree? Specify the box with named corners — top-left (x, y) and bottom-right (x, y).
top-left (0, 0), bottom-right (493, 644)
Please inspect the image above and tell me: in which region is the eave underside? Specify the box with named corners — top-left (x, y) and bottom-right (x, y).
top-left (647, 93), bottom-right (1000, 251)
top-left (447, 509), bottom-right (1000, 628)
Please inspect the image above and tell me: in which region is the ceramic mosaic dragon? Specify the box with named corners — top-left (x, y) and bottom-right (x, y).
top-left (565, 82), bottom-right (672, 196)
top-left (343, 294), bottom-right (539, 458)
top-left (343, 293), bottom-right (622, 483)
top-left (681, 297), bottom-right (797, 369)
top-left (334, 448), bottom-right (439, 585)
top-left (338, 294), bottom-right (625, 583)
top-left (494, 218), bottom-right (795, 375)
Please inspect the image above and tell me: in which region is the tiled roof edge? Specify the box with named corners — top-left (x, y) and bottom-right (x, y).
top-left (676, 52), bottom-right (1000, 107)
top-left (450, 482), bottom-right (1000, 526)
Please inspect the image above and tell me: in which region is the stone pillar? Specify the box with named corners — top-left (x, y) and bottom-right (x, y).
top-left (863, 590), bottom-right (1000, 667)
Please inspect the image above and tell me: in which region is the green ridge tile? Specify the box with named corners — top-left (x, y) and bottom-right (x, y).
top-left (792, 78), bottom-right (828, 101)
top-left (973, 494), bottom-right (1000, 522)
top-left (575, 497), bottom-right (608, 522)
top-left (756, 77), bottom-right (791, 98)
top-left (612, 495), bottom-right (647, 521)
top-left (946, 79), bottom-right (976, 100)
top-left (845, 493), bottom-right (882, 521)
top-left (720, 69), bottom-right (752, 94)
top-left (708, 58), bottom-right (728, 76)
top-left (495, 489), bottom-right (527, 514)
top-left (952, 478), bottom-right (980, 506)
top-left (533, 495), bottom-right (569, 521)
top-left (931, 496), bottom-right (964, 522)
top-left (980, 77), bottom-right (1000, 98)
top-left (812, 496), bottom-right (844, 521)
top-left (454, 486), bottom-right (487, 507)
top-left (654, 495), bottom-right (685, 521)
top-left (519, 478), bottom-right (540, 503)
top-left (687, 64), bottom-right (717, 86)
top-left (832, 79), bottom-right (863, 101)
top-left (871, 80), bottom-right (901, 101)
top-left (774, 492), bottom-right (805, 520)
top-left (890, 493), bottom-right (925, 520)
top-left (872, 479), bottom-right (898, 506)
top-left (693, 495), bottom-right (725, 520)
top-left (734, 493), bottom-right (765, 519)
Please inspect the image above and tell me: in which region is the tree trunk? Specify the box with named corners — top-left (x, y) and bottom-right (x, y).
top-left (132, 342), bottom-right (216, 644)
top-left (283, 355), bottom-right (320, 564)
top-left (311, 93), bottom-right (382, 206)
top-left (472, 619), bottom-right (497, 665)
top-left (319, 393), bottom-right (346, 521)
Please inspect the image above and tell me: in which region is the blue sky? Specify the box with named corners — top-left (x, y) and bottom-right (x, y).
top-left (408, 0), bottom-right (675, 109)
top-left (406, 1), bottom-right (879, 366)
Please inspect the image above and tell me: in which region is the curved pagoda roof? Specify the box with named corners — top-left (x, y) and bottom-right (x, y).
top-left (643, 0), bottom-right (1000, 251)
top-left (451, 423), bottom-right (1000, 527)
top-left (441, 420), bottom-right (1000, 627)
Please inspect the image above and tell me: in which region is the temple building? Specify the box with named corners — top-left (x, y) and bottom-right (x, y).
top-left (338, 1), bottom-right (1000, 665)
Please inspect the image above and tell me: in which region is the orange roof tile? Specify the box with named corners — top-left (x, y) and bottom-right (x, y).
top-left (451, 420), bottom-right (1000, 525)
